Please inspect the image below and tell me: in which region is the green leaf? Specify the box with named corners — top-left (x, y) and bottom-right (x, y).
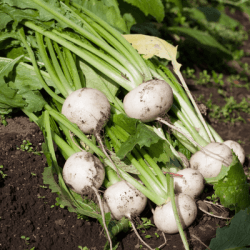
top-left (79, 60), bottom-right (119, 102)
top-left (0, 10), bottom-right (13, 29)
top-left (0, 55), bottom-right (27, 113)
top-left (209, 208), bottom-right (250, 250)
top-left (117, 123), bottom-right (163, 159)
top-left (71, 0), bottom-right (133, 33)
top-left (0, 57), bottom-right (58, 113)
top-left (123, 0), bottom-right (165, 23)
top-left (112, 113), bottom-right (139, 135)
top-left (167, 26), bottom-right (232, 56)
top-left (213, 154), bottom-right (250, 212)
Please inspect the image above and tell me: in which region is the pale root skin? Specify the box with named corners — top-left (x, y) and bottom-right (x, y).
top-left (174, 168), bottom-right (205, 198)
top-left (103, 180), bottom-right (147, 220)
top-left (62, 151), bottom-right (105, 194)
top-left (223, 140), bottom-right (245, 165)
top-left (153, 193), bottom-right (197, 234)
top-left (61, 88), bottom-right (110, 134)
top-left (123, 79), bottom-right (173, 122)
top-left (189, 142), bottom-right (233, 178)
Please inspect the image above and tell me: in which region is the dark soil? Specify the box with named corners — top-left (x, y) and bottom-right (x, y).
top-left (1, 7), bottom-right (250, 250)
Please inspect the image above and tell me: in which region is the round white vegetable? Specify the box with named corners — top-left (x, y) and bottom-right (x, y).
top-left (223, 140), bottom-right (245, 165)
top-left (63, 151), bottom-right (105, 195)
top-left (123, 80), bottom-right (173, 122)
top-left (61, 88), bottom-right (110, 134)
top-left (190, 142), bottom-right (233, 178)
top-left (103, 180), bottom-right (147, 220)
top-left (153, 193), bottom-right (197, 234)
top-left (174, 168), bottom-right (205, 198)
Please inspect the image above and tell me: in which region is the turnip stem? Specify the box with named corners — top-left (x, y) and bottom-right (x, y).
top-left (36, 32), bottom-right (70, 98)
top-left (30, 0), bottom-right (142, 86)
top-left (91, 187), bottom-right (113, 250)
top-left (206, 123), bottom-right (223, 143)
top-left (45, 37), bottom-right (75, 94)
top-left (170, 104), bottom-right (208, 147)
top-left (95, 132), bottom-right (122, 180)
top-left (167, 174), bottom-right (190, 250)
top-left (53, 42), bottom-right (74, 86)
top-left (69, 1), bottom-right (152, 81)
top-left (156, 117), bottom-right (203, 149)
top-left (51, 29), bottom-right (135, 84)
top-left (110, 126), bottom-right (166, 192)
top-left (175, 71), bottom-right (215, 143)
top-left (24, 21), bottom-right (135, 91)
top-left (17, 28), bottom-right (65, 104)
top-left (63, 48), bottom-right (83, 90)
top-left (45, 105), bottom-right (106, 158)
top-left (107, 126), bottom-right (169, 201)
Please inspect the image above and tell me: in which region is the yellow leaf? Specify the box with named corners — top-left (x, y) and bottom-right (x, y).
top-left (123, 34), bottom-right (182, 74)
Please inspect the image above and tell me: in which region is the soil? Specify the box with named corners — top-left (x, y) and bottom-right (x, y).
top-left (1, 7), bottom-right (250, 250)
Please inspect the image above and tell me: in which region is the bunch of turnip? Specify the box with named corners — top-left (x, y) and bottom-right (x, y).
top-left (15, 3), bottom-right (247, 248)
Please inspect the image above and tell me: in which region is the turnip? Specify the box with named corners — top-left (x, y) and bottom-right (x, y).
top-left (63, 151), bottom-right (105, 194)
top-left (103, 180), bottom-right (156, 249)
top-left (189, 142), bottom-right (233, 178)
top-left (174, 168), bottom-right (205, 198)
top-left (123, 79), bottom-right (173, 122)
top-left (61, 88), bottom-right (110, 134)
top-left (62, 151), bottom-right (112, 248)
top-left (223, 140), bottom-right (245, 165)
top-left (153, 193), bottom-right (197, 234)
top-left (61, 87), bottom-right (121, 178)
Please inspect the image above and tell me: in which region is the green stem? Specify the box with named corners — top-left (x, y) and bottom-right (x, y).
top-left (63, 48), bottom-right (83, 90)
top-left (52, 29), bottom-right (134, 84)
top-left (45, 37), bottom-right (74, 94)
top-left (17, 28), bottom-right (65, 104)
top-left (107, 126), bottom-right (168, 200)
top-left (45, 104), bottom-right (105, 158)
top-left (52, 131), bottom-right (79, 159)
top-left (114, 124), bottom-right (168, 191)
top-left (53, 41), bottom-right (74, 87)
top-left (176, 71), bottom-right (214, 143)
top-left (36, 32), bottom-right (69, 98)
top-left (24, 21), bottom-right (135, 91)
top-left (170, 104), bottom-right (208, 147)
top-left (167, 174), bottom-right (190, 250)
top-left (30, 0), bottom-right (142, 86)
top-left (207, 123), bottom-right (223, 143)
top-left (70, 1), bottom-right (152, 82)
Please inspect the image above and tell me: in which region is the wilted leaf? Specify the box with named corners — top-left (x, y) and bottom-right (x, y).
top-left (123, 34), bottom-right (182, 73)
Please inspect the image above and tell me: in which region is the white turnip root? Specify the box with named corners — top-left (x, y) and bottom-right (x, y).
top-left (190, 142), bottom-right (233, 178)
top-left (61, 88), bottom-right (110, 134)
top-left (123, 79), bottom-right (173, 122)
top-left (174, 168), bottom-right (205, 198)
top-left (223, 140), bottom-right (245, 165)
top-left (63, 151), bottom-right (112, 249)
top-left (103, 180), bottom-right (147, 220)
top-left (153, 193), bottom-right (197, 234)
top-left (63, 151), bottom-right (105, 194)
top-left (104, 180), bottom-right (156, 249)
